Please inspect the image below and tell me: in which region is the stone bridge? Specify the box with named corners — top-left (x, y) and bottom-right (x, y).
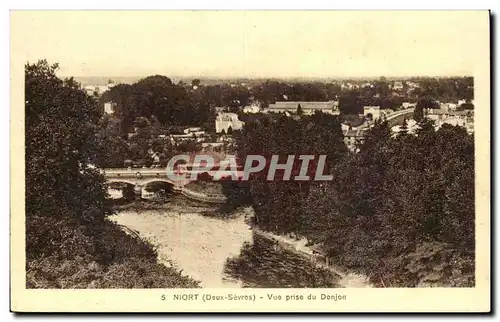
top-left (359, 108), bottom-right (415, 130)
top-left (102, 168), bottom-right (227, 203)
top-left (103, 168), bottom-right (188, 188)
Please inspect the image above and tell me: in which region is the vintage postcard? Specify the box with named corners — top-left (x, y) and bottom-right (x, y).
top-left (10, 10), bottom-right (490, 312)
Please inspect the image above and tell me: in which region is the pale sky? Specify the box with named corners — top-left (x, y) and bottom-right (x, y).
top-left (11, 11), bottom-right (489, 78)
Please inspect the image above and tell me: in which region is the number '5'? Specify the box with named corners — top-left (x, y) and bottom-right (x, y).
top-left (161, 294), bottom-right (166, 301)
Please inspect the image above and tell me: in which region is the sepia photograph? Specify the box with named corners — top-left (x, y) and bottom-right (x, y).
top-left (10, 10), bottom-right (491, 312)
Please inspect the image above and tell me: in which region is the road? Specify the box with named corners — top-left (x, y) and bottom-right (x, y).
top-left (358, 108), bottom-right (415, 130)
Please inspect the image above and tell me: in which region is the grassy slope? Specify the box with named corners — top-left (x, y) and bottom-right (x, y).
top-left (26, 215), bottom-right (201, 289)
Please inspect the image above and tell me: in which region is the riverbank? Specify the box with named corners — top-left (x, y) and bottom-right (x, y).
top-left (112, 206), bottom-right (345, 288)
top-left (113, 196), bottom-right (216, 213)
top-left (112, 195), bottom-right (248, 220)
top-left (26, 213), bottom-right (201, 289)
top-left (241, 207), bottom-right (373, 288)
top-left (109, 203), bottom-right (370, 288)
top-left (110, 208), bottom-right (253, 288)
top-left (251, 227), bottom-right (372, 288)
top-left (113, 200), bottom-right (374, 288)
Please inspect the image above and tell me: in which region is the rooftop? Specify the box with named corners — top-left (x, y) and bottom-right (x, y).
top-left (268, 101), bottom-right (339, 110)
top-left (344, 128), bottom-right (366, 137)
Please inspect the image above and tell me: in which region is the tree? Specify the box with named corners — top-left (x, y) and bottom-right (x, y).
top-left (339, 91), bottom-right (363, 115)
top-left (296, 104), bottom-right (303, 116)
top-left (413, 102), bottom-right (425, 122)
top-left (460, 102), bottom-right (474, 110)
top-left (26, 60), bottom-right (111, 221)
top-left (400, 118), bottom-right (408, 135)
top-left (98, 134), bottom-right (129, 168)
top-left (234, 112), bottom-right (347, 235)
top-left (25, 61), bottom-right (205, 289)
top-left (26, 60), bottom-right (113, 267)
top-left (191, 79), bottom-right (201, 87)
top-left (377, 76), bottom-right (390, 98)
top-left (134, 116), bottom-right (152, 135)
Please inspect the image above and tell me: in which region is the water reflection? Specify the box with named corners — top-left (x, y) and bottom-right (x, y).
top-left (111, 209), bottom-right (253, 288)
top-left (224, 232), bottom-right (341, 288)
top-left (112, 206), bottom-right (340, 288)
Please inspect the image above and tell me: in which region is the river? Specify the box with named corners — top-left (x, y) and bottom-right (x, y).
top-left (109, 200), bottom-right (342, 288)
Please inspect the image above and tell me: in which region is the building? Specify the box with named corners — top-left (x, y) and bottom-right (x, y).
top-left (310, 244), bottom-right (331, 267)
top-left (201, 142), bottom-right (225, 152)
top-left (83, 84), bottom-right (111, 97)
top-left (184, 127), bottom-right (203, 134)
top-left (217, 134), bottom-right (235, 143)
top-left (391, 119), bottom-right (420, 136)
top-left (83, 85), bottom-right (97, 96)
top-left (267, 101), bottom-right (340, 115)
top-left (243, 103), bottom-right (261, 114)
top-left (104, 102), bottom-right (115, 114)
top-left (440, 102), bottom-right (458, 112)
top-left (406, 81), bottom-right (420, 89)
top-left (392, 81), bottom-right (404, 91)
top-left (214, 106), bottom-right (229, 114)
top-left (169, 128), bottom-right (209, 144)
top-left (341, 123), bottom-right (351, 132)
top-left (215, 113), bottom-right (244, 134)
top-left (402, 102), bottom-right (417, 109)
top-left (343, 128), bottom-right (366, 152)
top-left (403, 109), bottom-right (474, 134)
top-left (170, 132), bottom-right (208, 144)
top-left (363, 106), bottom-right (381, 120)
top-left (426, 109), bottom-right (473, 121)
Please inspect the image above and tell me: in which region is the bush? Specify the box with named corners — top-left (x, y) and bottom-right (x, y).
top-left (25, 61), bottom-right (200, 289)
top-left (239, 114), bottom-right (475, 287)
top-left (26, 217), bottom-right (201, 288)
top-left (27, 254), bottom-right (199, 289)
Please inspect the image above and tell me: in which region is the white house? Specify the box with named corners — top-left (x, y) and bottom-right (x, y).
top-left (341, 123), bottom-right (351, 132)
top-left (215, 113), bottom-right (244, 134)
top-left (104, 102), bottom-right (115, 114)
top-left (392, 81), bottom-right (404, 91)
top-left (243, 104), bottom-right (261, 114)
top-left (363, 106), bottom-right (381, 120)
top-left (83, 84), bottom-right (111, 97)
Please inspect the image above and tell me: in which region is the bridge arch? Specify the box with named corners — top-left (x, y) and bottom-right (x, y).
top-left (106, 179), bottom-right (137, 186)
top-left (141, 178), bottom-right (177, 187)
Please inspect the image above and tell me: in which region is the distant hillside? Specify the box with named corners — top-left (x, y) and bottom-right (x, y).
top-left (70, 76), bottom-right (143, 86)
top-left (67, 76), bottom-right (350, 87)
top-left (66, 75), bottom-right (469, 87)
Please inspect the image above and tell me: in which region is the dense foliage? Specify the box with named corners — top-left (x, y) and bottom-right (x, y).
top-left (98, 76), bottom-right (474, 135)
top-left (25, 59), bottom-right (475, 288)
top-left (25, 60), bottom-right (199, 288)
top-left (236, 113), bottom-right (475, 287)
top-left (99, 76), bottom-right (215, 135)
top-left (94, 75), bottom-right (473, 168)
top-left (234, 111), bottom-right (348, 235)
top-left (224, 234), bottom-right (341, 288)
